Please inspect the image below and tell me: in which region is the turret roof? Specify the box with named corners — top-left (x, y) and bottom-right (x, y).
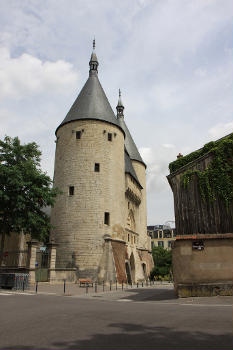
top-left (56, 41), bottom-right (123, 135)
top-left (125, 150), bottom-right (143, 188)
top-left (118, 117), bottom-right (146, 167)
top-left (56, 74), bottom-right (123, 134)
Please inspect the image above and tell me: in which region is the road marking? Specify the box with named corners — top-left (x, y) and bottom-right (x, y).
top-left (0, 293), bottom-right (13, 296)
top-left (117, 299), bottom-right (132, 302)
top-left (132, 301), bottom-right (232, 307)
top-left (180, 303), bottom-right (231, 307)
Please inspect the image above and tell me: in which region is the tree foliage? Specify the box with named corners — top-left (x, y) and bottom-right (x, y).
top-left (150, 246), bottom-right (172, 280)
top-left (0, 136), bottom-right (59, 244)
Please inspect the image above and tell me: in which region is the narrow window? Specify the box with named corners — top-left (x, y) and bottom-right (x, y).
top-left (104, 212), bottom-right (110, 225)
top-left (94, 163), bottom-right (100, 172)
top-left (76, 131), bottom-right (81, 139)
top-left (108, 133), bottom-right (112, 141)
top-left (69, 186), bottom-right (74, 196)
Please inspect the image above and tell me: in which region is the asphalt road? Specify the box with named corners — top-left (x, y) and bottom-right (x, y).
top-left (0, 287), bottom-right (232, 350)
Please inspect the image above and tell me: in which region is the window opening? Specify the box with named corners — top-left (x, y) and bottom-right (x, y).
top-left (94, 163), bottom-right (100, 172)
top-left (104, 212), bottom-right (110, 225)
top-left (108, 133), bottom-right (112, 141)
top-left (69, 186), bottom-right (74, 196)
top-left (76, 131), bottom-right (81, 139)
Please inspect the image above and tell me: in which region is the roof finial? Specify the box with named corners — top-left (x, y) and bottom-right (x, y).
top-left (89, 38), bottom-right (98, 75)
top-left (116, 88), bottom-right (124, 119)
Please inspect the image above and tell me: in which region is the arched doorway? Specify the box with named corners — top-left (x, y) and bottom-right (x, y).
top-left (125, 262), bottom-right (132, 284)
top-left (142, 263), bottom-right (147, 279)
top-left (129, 253), bottom-right (135, 283)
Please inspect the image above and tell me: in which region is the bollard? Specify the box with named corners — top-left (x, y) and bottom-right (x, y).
top-left (122, 282), bottom-right (123, 290)
top-left (22, 279), bottom-right (25, 292)
top-left (63, 279), bottom-right (66, 294)
top-left (137, 282), bottom-right (138, 288)
top-left (142, 282), bottom-right (143, 287)
top-left (86, 283), bottom-right (88, 294)
top-left (95, 282), bottom-right (97, 293)
top-left (110, 280), bottom-right (112, 291)
top-left (103, 281), bottom-right (105, 292)
top-left (116, 280), bottom-right (117, 290)
top-left (35, 281), bottom-right (38, 294)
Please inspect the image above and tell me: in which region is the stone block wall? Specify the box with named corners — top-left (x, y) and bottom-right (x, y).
top-left (50, 120), bottom-right (125, 279)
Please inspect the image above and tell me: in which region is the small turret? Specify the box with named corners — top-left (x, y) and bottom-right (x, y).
top-left (116, 89), bottom-right (124, 118)
top-left (89, 39), bottom-right (99, 75)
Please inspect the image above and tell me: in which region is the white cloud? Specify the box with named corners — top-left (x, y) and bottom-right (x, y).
top-left (0, 47), bottom-right (79, 99)
top-left (162, 143), bottom-right (175, 149)
top-left (208, 122), bottom-right (233, 139)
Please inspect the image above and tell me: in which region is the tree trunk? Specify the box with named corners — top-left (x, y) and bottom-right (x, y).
top-left (0, 232), bottom-right (6, 267)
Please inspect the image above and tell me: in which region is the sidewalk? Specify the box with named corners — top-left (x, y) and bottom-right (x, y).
top-left (23, 281), bottom-right (173, 297)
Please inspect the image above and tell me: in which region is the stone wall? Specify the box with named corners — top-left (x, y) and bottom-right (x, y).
top-left (172, 235), bottom-right (233, 297)
top-left (131, 160), bottom-right (148, 249)
top-left (50, 119), bottom-right (125, 279)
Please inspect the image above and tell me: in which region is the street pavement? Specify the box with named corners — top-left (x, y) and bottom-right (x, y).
top-left (0, 285), bottom-right (232, 350)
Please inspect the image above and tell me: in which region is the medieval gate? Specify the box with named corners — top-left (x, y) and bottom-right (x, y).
top-left (35, 247), bottom-right (49, 282)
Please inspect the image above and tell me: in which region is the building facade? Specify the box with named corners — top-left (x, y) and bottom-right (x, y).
top-left (167, 134), bottom-right (233, 297)
top-left (49, 43), bottom-right (153, 283)
top-left (147, 225), bottom-right (176, 250)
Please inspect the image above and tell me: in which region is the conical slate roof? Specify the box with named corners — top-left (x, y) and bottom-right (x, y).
top-left (118, 117), bottom-right (146, 167)
top-left (56, 73), bottom-right (123, 134)
top-left (125, 150), bottom-right (142, 188)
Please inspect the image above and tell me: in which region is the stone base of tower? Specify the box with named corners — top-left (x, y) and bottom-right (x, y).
top-left (49, 235), bottom-right (153, 284)
top-left (98, 235), bottom-right (153, 284)
top-left (48, 268), bottom-right (77, 283)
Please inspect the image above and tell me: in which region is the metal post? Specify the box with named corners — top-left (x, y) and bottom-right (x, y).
top-left (103, 281), bottom-right (104, 292)
top-left (142, 282), bottom-right (143, 287)
top-left (22, 279), bottom-right (25, 292)
top-left (63, 279), bottom-right (66, 294)
top-left (122, 282), bottom-right (123, 290)
top-left (36, 281), bottom-right (38, 294)
top-left (110, 280), bottom-right (112, 291)
top-left (137, 282), bottom-right (138, 288)
top-left (116, 280), bottom-right (117, 290)
top-left (86, 283), bottom-right (88, 294)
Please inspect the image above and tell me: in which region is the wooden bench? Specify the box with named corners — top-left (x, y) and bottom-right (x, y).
top-left (79, 278), bottom-right (93, 287)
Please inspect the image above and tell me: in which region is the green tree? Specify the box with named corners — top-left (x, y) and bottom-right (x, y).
top-left (0, 136), bottom-right (59, 264)
top-left (150, 246), bottom-right (172, 280)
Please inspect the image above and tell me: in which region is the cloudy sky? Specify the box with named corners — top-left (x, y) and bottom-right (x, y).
top-left (0, 0), bottom-right (232, 225)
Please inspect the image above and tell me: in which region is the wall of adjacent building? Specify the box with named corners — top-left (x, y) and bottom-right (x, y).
top-left (172, 236), bottom-right (233, 296)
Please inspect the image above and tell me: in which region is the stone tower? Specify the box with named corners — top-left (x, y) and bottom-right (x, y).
top-left (50, 42), bottom-right (153, 283)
